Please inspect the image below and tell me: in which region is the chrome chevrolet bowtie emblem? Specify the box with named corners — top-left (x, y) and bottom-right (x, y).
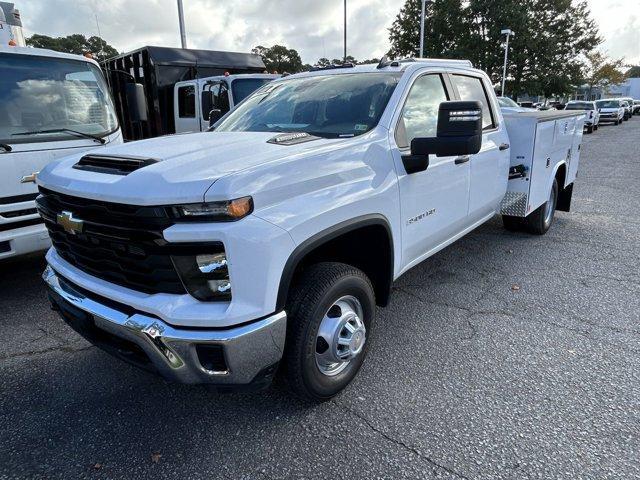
top-left (57, 211), bottom-right (84, 235)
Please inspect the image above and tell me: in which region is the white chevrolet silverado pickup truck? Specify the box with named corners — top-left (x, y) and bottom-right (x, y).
top-left (37, 58), bottom-right (584, 401)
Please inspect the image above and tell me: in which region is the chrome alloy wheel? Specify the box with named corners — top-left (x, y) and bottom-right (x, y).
top-left (543, 183), bottom-right (557, 228)
top-left (315, 295), bottom-right (366, 377)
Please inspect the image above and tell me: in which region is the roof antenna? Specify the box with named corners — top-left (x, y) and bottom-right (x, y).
top-left (377, 55), bottom-right (400, 69)
top-left (377, 55), bottom-right (389, 69)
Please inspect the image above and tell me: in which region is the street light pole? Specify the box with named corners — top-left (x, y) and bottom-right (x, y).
top-left (501, 29), bottom-right (514, 97)
top-left (419, 0), bottom-right (433, 58)
top-left (177, 0), bottom-right (187, 49)
top-left (343, 0), bottom-right (347, 62)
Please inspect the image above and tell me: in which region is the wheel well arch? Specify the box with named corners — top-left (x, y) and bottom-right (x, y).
top-left (554, 162), bottom-right (567, 189)
top-left (276, 215), bottom-right (394, 310)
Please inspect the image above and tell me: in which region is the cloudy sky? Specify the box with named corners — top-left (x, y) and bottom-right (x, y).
top-left (20, 0), bottom-right (640, 65)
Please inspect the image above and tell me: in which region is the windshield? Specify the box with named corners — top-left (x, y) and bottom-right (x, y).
top-left (216, 73), bottom-right (401, 138)
top-left (231, 78), bottom-right (275, 105)
top-left (497, 97), bottom-right (519, 108)
top-left (565, 102), bottom-right (593, 110)
top-left (596, 100), bottom-right (620, 108)
top-left (0, 53), bottom-right (118, 144)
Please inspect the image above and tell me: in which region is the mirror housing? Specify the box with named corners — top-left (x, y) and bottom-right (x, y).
top-left (208, 109), bottom-right (223, 128)
top-left (411, 101), bottom-right (483, 158)
top-left (125, 83), bottom-right (148, 122)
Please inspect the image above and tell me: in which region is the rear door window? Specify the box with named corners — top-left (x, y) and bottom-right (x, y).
top-left (451, 75), bottom-right (495, 129)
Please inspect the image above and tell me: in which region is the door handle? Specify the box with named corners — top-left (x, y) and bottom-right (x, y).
top-left (454, 156), bottom-right (470, 165)
top-left (499, 143), bottom-right (510, 151)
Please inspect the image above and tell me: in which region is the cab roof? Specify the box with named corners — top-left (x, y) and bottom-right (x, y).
top-left (0, 45), bottom-right (100, 67)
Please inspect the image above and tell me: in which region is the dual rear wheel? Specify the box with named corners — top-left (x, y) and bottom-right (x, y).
top-left (502, 179), bottom-right (558, 235)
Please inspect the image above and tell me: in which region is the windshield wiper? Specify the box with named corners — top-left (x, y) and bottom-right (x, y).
top-left (0, 143), bottom-right (11, 152)
top-left (12, 128), bottom-right (106, 144)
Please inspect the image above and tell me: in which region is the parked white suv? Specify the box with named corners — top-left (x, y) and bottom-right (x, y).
top-left (596, 99), bottom-right (625, 125)
top-left (565, 101), bottom-right (600, 133)
top-left (37, 59), bottom-right (584, 401)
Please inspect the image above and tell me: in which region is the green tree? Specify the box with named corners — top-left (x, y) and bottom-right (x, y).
top-left (389, 0), bottom-right (466, 58)
top-left (388, 0), bottom-right (602, 98)
top-left (626, 65), bottom-right (640, 78)
top-left (581, 51), bottom-right (626, 98)
top-left (26, 34), bottom-right (118, 62)
top-left (252, 45), bottom-right (304, 73)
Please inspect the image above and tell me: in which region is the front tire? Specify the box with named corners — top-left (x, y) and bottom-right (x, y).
top-left (283, 262), bottom-right (375, 402)
top-left (586, 125), bottom-right (593, 134)
top-left (525, 179), bottom-right (558, 235)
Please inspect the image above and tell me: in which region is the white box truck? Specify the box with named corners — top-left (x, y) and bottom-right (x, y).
top-left (37, 59), bottom-right (583, 400)
top-left (0, 44), bottom-right (130, 260)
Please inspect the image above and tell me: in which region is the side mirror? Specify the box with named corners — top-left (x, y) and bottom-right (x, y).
top-left (410, 100), bottom-right (483, 158)
top-left (125, 83), bottom-right (148, 122)
top-left (208, 109), bottom-right (223, 128)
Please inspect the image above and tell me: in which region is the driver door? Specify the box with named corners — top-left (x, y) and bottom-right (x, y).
top-left (390, 73), bottom-right (471, 271)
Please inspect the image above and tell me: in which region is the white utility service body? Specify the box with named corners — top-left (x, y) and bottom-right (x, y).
top-left (174, 74), bottom-right (280, 133)
top-left (0, 45), bottom-right (123, 260)
top-left (501, 110), bottom-right (582, 218)
top-left (37, 59), bottom-right (584, 399)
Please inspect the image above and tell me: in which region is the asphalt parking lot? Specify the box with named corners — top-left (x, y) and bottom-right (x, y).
top-left (1, 117), bottom-right (639, 480)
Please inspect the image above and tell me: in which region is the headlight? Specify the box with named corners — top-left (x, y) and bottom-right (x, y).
top-left (172, 250), bottom-right (231, 301)
top-left (173, 197), bottom-right (253, 222)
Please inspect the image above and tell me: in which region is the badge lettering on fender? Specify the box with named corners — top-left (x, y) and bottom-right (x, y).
top-left (407, 209), bottom-right (436, 226)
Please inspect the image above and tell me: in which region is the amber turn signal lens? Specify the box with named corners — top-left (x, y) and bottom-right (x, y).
top-left (228, 197), bottom-right (253, 219)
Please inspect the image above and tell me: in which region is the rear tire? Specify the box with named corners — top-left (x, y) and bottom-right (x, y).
top-left (525, 179), bottom-right (558, 235)
top-left (283, 262), bottom-right (375, 402)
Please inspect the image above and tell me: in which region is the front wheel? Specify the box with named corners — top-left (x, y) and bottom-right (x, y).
top-left (586, 125), bottom-right (593, 134)
top-left (283, 262), bottom-right (375, 402)
top-left (525, 179), bottom-right (558, 235)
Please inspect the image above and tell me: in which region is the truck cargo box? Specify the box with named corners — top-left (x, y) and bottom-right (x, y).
top-left (500, 110), bottom-right (584, 217)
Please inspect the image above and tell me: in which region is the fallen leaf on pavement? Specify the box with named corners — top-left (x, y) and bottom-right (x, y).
top-left (151, 452), bottom-right (162, 464)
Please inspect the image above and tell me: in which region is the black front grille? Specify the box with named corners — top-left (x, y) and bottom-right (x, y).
top-left (36, 187), bottom-right (188, 295)
top-left (0, 217), bottom-right (43, 232)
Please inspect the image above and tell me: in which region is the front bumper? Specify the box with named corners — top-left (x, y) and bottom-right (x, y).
top-left (43, 266), bottom-right (287, 386)
top-left (0, 223), bottom-right (50, 260)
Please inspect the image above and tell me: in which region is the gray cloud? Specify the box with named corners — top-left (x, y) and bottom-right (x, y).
top-left (19, 0), bottom-right (640, 65)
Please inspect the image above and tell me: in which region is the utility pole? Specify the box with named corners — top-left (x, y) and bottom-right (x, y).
top-left (177, 0), bottom-right (187, 49)
top-left (419, 0), bottom-right (433, 58)
top-left (343, 0), bottom-right (347, 62)
top-left (501, 29), bottom-right (514, 97)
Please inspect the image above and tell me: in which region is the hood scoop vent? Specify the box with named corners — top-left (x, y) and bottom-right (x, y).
top-left (267, 132), bottom-right (321, 146)
top-left (73, 154), bottom-right (159, 176)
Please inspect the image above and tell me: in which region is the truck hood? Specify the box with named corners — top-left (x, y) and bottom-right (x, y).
top-left (37, 131), bottom-right (345, 205)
